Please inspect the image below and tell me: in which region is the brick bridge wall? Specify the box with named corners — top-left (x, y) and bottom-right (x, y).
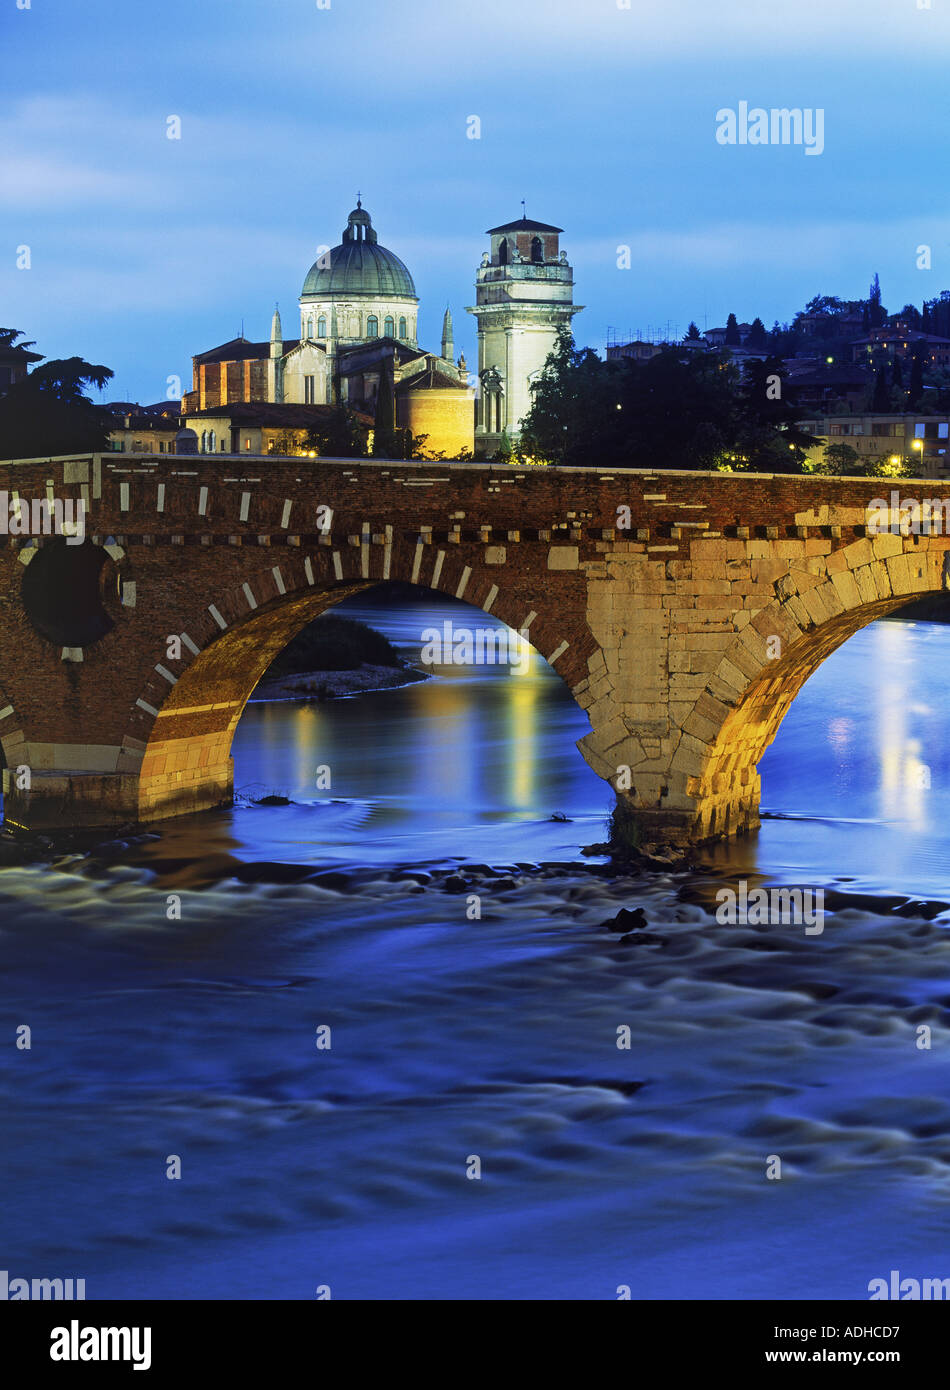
top-left (0, 452), bottom-right (945, 844)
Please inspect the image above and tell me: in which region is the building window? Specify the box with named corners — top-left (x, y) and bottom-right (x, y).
top-left (398, 317), bottom-right (407, 339)
top-left (384, 315), bottom-right (394, 338)
top-left (498, 238), bottom-right (508, 266)
top-left (317, 315), bottom-right (327, 337)
top-left (531, 236), bottom-right (543, 263)
top-left (209, 430), bottom-right (216, 451)
top-left (201, 430), bottom-right (208, 452)
top-left (306, 316), bottom-right (313, 338)
top-left (367, 315), bottom-right (378, 337)
top-left (221, 437), bottom-right (227, 450)
top-left (304, 375), bottom-right (315, 403)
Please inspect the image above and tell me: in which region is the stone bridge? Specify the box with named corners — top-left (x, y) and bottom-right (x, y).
top-left (0, 452), bottom-right (945, 845)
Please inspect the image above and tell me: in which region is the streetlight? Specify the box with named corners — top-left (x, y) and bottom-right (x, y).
top-left (912, 438), bottom-right (924, 473)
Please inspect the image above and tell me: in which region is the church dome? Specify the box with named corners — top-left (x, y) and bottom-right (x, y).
top-left (302, 202), bottom-right (417, 300)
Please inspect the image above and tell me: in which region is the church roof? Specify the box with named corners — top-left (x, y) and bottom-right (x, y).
top-left (336, 339), bottom-right (425, 369)
top-left (301, 204), bottom-right (417, 300)
top-left (487, 215), bottom-right (562, 234)
top-left (397, 361), bottom-right (467, 393)
top-left (194, 337), bottom-right (300, 364)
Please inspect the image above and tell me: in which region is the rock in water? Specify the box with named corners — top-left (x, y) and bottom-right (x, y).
top-left (603, 906), bottom-right (648, 933)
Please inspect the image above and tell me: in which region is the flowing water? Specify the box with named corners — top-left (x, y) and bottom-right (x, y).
top-left (3, 595), bottom-right (950, 1300)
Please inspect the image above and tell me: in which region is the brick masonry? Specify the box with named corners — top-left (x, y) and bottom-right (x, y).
top-left (0, 453), bottom-right (946, 843)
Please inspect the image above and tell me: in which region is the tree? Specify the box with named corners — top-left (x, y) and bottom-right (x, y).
top-left (868, 272), bottom-right (885, 328)
top-left (802, 295), bottom-right (845, 319)
top-left (871, 367), bottom-right (890, 412)
top-left (820, 442), bottom-right (861, 475)
top-left (685, 321), bottom-right (701, 341)
top-left (768, 320), bottom-right (786, 353)
top-left (0, 327), bottom-right (36, 351)
top-left (745, 317), bottom-right (768, 350)
top-left (495, 430), bottom-right (513, 462)
top-left (724, 313), bottom-right (741, 346)
top-left (517, 332), bottom-right (816, 473)
top-left (372, 364), bottom-right (400, 457)
top-left (730, 356), bottom-right (819, 472)
top-left (891, 357), bottom-right (903, 390)
top-left (303, 405), bottom-right (367, 458)
top-left (909, 352), bottom-right (925, 406)
top-left (516, 330), bottom-right (614, 468)
top-left (898, 304), bottom-right (922, 331)
top-left (0, 352), bottom-right (114, 457)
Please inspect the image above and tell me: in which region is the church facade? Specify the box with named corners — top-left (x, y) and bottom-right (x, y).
top-left (182, 200), bottom-right (579, 459)
top-left (182, 201), bottom-right (473, 456)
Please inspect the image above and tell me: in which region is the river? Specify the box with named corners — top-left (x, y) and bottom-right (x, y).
top-left (3, 594), bottom-right (950, 1300)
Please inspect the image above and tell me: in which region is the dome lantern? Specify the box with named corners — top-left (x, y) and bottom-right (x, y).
top-left (301, 201), bottom-right (416, 300)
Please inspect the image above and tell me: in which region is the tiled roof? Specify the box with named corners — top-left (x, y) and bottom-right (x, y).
top-left (487, 216), bottom-right (562, 234)
top-left (195, 337), bottom-right (301, 364)
top-left (397, 362), bottom-right (467, 392)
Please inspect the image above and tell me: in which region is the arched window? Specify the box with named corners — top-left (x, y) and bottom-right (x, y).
top-left (367, 315), bottom-right (379, 337)
top-left (384, 315), bottom-right (394, 338)
top-left (306, 316), bottom-right (313, 338)
top-left (531, 236), bottom-right (543, 263)
top-left (498, 237), bottom-right (508, 265)
top-left (200, 430), bottom-right (207, 452)
top-left (398, 317), bottom-right (407, 339)
top-left (317, 315), bottom-right (327, 337)
top-left (208, 429), bottom-right (216, 452)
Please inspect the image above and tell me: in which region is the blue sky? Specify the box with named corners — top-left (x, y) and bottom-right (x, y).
top-left (2, 0), bottom-right (950, 403)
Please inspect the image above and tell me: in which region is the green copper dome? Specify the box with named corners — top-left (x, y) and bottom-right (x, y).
top-left (302, 203), bottom-right (417, 300)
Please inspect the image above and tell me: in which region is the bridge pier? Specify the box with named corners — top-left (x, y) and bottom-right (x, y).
top-left (1, 741), bottom-right (234, 833)
top-left (574, 528), bottom-right (950, 850)
top-left (2, 769), bottom-right (142, 833)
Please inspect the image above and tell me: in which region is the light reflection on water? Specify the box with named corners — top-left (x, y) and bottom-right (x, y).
top-left (223, 598), bottom-right (950, 896)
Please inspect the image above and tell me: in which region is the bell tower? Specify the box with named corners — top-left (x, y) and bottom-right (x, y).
top-left (466, 212), bottom-right (581, 457)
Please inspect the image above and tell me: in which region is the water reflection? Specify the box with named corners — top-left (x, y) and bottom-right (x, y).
top-left (219, 601), bottom-right (950, 894)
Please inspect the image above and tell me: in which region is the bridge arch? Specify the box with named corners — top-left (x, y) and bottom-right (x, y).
top-left (122, 541), bottom-right (586, 824)
top-left (592, 531), bottom-right (950, 848)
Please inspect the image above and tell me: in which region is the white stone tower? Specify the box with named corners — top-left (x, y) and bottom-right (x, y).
top-left (466, 213), bottom-right (581, 456)
top-left (268, 303), bottom-right (283, 401)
